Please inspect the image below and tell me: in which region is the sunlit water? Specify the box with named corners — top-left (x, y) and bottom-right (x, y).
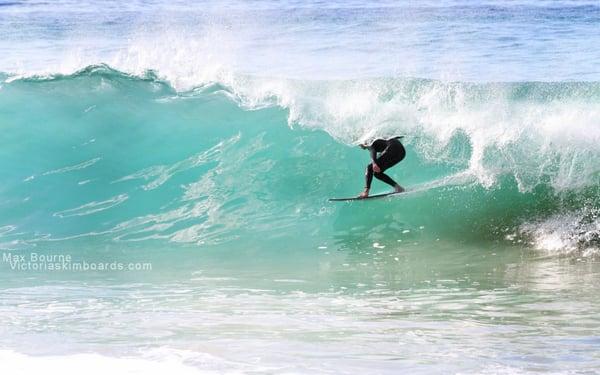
top-left (0, 1), bottom-right (599, 374)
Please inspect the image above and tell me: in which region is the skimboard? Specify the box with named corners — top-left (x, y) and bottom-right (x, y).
top-left (328, 191), bottom-right (404, 202)
top-left (329, 175), bottom-right (466, 202)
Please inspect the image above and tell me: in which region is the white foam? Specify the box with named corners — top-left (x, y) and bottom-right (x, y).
top-left (53, 194), bottom-right (129, 218)
top-left (206, 76), bottom-right (600, 193)
top-left (42, 157), bottom-right (102, 176)
top-left (520, 209), bottom-right (599, 256)
top-left (0, 349), bottom-right (233, 375)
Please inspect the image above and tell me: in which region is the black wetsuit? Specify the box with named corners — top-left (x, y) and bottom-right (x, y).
top-left (365, 137), bottom-right (406, 189)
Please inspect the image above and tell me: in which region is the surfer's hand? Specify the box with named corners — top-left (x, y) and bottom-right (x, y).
top-left (372, 163), bottom-right (381, 173)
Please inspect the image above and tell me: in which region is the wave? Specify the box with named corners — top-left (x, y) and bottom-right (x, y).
top-left (0, 65), bottom-right (598, 253)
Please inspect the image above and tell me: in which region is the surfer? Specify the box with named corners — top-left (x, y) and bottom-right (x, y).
top-left (358, 136), bottom-right (406, 198)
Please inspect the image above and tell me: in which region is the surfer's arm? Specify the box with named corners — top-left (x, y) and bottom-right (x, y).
top-left (368, 139), bottom-right (386, 162)
top-left (368, 146), bottom-right (383, 173)
top-left (369, 147), bottom-right (377, 163)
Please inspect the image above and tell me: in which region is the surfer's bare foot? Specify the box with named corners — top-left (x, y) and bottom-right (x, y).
top-left (359, 189), bottom-right (370, 198)
top-left (394, 185), bottom-right (405, 193)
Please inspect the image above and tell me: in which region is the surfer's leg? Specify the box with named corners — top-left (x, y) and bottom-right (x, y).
top-left (373, 171), bottom-right (398, 187)
top-left (374, 172), bottom-right (404, 192)
top-left (377, 149), bottom-right (404, 172)
top-left (375, 149), bottom-right (405, 192)
top-left (378, 141), bottom-right (405, 171)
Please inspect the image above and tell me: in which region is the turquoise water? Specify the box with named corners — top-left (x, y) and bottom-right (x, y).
top-left (1, 1), bottom-right (600, 374)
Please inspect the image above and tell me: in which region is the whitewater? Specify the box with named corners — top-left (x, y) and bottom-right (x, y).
top-left (1, 1), bottom-right (599, 374)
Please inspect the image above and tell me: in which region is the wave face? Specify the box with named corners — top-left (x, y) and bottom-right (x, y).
top-left (0, 66), bottom-right (598, 254)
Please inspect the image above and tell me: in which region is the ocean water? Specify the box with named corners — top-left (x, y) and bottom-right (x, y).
top-left (1, 1), bottom-right (599, 374)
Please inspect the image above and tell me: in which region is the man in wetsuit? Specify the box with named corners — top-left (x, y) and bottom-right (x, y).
top-left (359, 136), bottom-right (406, 198)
